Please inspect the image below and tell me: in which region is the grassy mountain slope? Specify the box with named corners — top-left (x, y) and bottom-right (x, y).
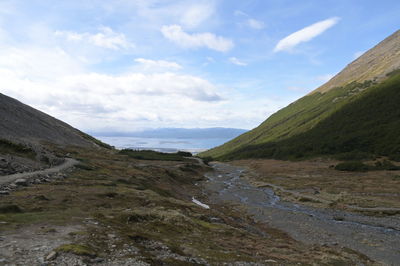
top-left (221, 70), bottom-right (400, 160)
top-left (200, 30), bottom-right (400, 159)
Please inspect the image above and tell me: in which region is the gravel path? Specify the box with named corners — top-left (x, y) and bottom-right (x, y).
top-left (203, 162), bottom-right (400, 265)
top-left (0, 158), bottom-right (78, 185)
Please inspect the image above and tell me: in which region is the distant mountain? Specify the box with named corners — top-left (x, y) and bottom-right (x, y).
top-left (200, 30), bottom-right (400, 160)
top-left (0, 93), bottom-right (104, 148)
top-left (91, 127), bottom-right (248, 139)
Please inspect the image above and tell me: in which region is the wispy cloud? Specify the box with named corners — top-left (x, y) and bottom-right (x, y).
top-left (274, 17), bottom-right (340, 52)
top-left (316, 74), bottom-right (334, 82)
top-left (229, 57), bottom-right (247, 66)
top-left (246, 19), bottom-right (265, 30)
top-left (55, 27), bottom-right (133, 50)
top-left (134, 58), bottom-right (182, 71)
top-left (180, 3), bottom-right (214, 29)
top-left (234, 10), bottom-right (265, 30)
top-left (161, 25), bottom-right (234, 52)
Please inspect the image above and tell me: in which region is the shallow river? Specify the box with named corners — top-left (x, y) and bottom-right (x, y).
top-left (203, 162), bottom-right (400, 265)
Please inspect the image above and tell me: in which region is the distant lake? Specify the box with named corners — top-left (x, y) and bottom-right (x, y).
top-left (95, 136), bottom-right (230, 154)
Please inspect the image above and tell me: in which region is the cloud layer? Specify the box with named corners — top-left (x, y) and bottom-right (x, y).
top-left (55, 27), bottom-right (133, 50)
top-left (274, 17), bottom-right (340, 52)
top-left (161, 25), bottom-right (234, 52)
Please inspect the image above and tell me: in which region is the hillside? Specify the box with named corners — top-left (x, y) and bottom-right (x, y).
top-left (0, 93), bottom-right (103, 148)
top-left (200, 30), bottom-right (400, 160)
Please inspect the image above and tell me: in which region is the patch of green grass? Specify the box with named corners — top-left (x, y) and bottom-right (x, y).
top-left (213, 72), bottom-right (400, 161)
top-left (0, 204), bottom-right (22, 213)
top-left (0, 138), bottom-right (36, 158)
top-left (335, 161), bottom-right (370, 172)
top-left (118, 149), bottom-right (186, 161)
top-left (56, 244), bottom-right (96, 257)
top-left (79, 132), bottom-right (113, 149)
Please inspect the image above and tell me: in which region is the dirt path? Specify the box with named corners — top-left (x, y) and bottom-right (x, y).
top-left (0, 158), bottom-right (78, 185)
top-left (203, 162), bottom-right (400, 265)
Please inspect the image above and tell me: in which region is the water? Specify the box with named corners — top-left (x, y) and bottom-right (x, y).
top-left (95, 136), bottom-right (230, 154)
top-left (203, 162), bottom-right (400, 264)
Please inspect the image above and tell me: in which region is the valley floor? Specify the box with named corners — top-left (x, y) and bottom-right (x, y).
top-left (204, 161), bottom-right (400, 265)
top-left (0, 149), bottom-right (396, 265)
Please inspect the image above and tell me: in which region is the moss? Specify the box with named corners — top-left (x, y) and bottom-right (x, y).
top-left (335, 161), bottom-right (370, 172)
top-left (0, 204), bottom-right (22, 213)
top-left (56, 244), bottom-right (96, 257)
top-left (0, 138), bottom-right (36, 159)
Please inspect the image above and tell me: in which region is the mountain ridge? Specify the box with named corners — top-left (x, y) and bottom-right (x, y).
top-left (200, 30), bottom-right (400, 160)
top-left (0, 93), bottom-right (101, 148)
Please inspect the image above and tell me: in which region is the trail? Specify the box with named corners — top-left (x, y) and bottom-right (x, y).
top-left (0, 158), bottom-right (78, 185)
top-left (203, 162), bottom-right (400, 265)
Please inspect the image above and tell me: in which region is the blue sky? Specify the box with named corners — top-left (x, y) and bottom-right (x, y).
top-left (0, 0), bottom-right (399, 132)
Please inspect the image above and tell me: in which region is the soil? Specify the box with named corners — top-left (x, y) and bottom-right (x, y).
top-left (202, 161), bottom-right (400, 265)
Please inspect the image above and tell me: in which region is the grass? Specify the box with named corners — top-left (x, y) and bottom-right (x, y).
top-left (213, 72), bottom-right (400, 161)
top-left (56, 244), bottom-right (96, 257)
top-left (0, 138), bottom-right (36, 159)
top-left (335, 161), bottom-right (370, 172)
top-left (0, 145), bottom-right (369, 264)
top-left (118, 149), bottom-right (190, 161)
top-left (200, 79), bottom-right (377, 159)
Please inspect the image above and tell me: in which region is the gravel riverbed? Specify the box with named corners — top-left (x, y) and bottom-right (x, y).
top-left (203, 162), bottom-right (400, 265)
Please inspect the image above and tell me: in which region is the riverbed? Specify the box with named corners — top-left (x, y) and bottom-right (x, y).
top-left (203, 162), bottom-right (400, 265)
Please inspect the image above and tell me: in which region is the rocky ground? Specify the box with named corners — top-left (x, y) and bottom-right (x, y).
top-left (232, 158), bottom-right (400, 210)
top-left (203, 162), bottom-right (400, 265)
top-left (0, 146), bottom-right (381, 265)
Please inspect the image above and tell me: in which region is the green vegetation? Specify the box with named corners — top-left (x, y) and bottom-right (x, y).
top-left (0, 138), bottom-right (36, 158)
top-left (201, 79), bottom-right (376, 159)
top-left (56, 244), bottom-right (96, 257)
top-left (335, 160), bottom-right (400, 172)
top-left (118, 149), bottom-right (190, 161)
top-left (335, 161), bottom-right (370, 172)
top-left (79, 132), bottom-right (113, 149)
top-left (210, 72), bottom-right (400, 161)
top-left (0, 204), bottom-right (22, 214)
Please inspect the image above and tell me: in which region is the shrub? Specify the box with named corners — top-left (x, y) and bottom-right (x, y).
top-left (176, 151), bottom-right (192, 157)
top-left (118, 149), bottom-right (185, 161)
top-left (374, 160), bottom-right (400, 171)
top-left (334, 161), bottom-right (370, 172)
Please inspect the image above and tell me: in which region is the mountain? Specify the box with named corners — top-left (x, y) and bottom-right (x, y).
top-left (90, 127), bottom-right (247, 139)
top-left (0, 93), bottom-right (104, 148)
top-left (200, 30), bottom-right (400, 160)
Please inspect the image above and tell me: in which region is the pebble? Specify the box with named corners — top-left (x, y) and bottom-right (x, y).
top-left (45, 251), bottom-right (57, 261)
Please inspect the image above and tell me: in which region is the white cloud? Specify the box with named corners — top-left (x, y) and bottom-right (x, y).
top-left (180, 3), bottom-right (214, 29)
top-left (229, 57), bottom-right (247, 66)
top-left (246, 19), bottom-right (265, 30)
top-left (55, 27), bottom-right (133, 50)
top-left (134, 58), bottom-right (182, 70)
top-left (0, 44), bottom-right (228, 131)
top-left (274, 17), bottom-right (340, 52)
top-left (353, 50), bottom-right (365, 59)
top-left (161, 25), bottom-right (234, 52)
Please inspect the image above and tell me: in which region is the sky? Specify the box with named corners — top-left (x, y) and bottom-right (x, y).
top-left (0, 0), bottom-right (399, 132)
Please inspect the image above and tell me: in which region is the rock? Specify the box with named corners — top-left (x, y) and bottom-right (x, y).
top-left (14, 179), bottom-right (28, 186)
top-left (0, 191), bottom-right (9, 195)
top-left (45, 251), bottom-right (57, 261)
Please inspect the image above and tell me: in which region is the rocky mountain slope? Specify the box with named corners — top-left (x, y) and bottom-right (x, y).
top-left (0, 93), bottom-right (109, 175)
top-left (200, 30), bottom-right (400, 160)
top-left (0, 93), bottom-right (99, 148)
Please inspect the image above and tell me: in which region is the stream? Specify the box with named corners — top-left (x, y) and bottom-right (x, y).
top-left (203, 162), bottom-right (400, 265)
